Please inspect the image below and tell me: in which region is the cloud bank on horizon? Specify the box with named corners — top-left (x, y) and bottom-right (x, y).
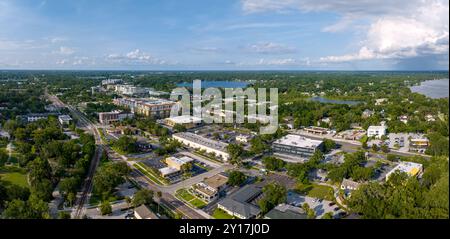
top-left (0, 0), bottom-right (448, 70)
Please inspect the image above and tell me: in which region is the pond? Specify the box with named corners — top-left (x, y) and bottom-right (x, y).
top-left (410, 79), bottom-right (449, 99)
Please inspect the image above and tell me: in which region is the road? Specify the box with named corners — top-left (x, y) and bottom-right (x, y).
top-left (45, 90), bottom-right (104, 219)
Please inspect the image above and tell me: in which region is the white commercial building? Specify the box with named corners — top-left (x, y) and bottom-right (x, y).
top-left (272, 134), bottom-right (324, 159)
top-left (367, 125), bottom-right (387, 138)
top-left (164, 115), bottom-right (203, 129)
top-left (58, 115), bottom-right (72, 125)
top-left (172, 132), bottom-right (230, 161)
top-left (385, 161), bottom-right (423, 182)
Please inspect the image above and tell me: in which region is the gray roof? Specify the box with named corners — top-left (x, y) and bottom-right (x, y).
top-left (134, 204), bottom-right (158, 219)
top-left (218, 184), bottom-right (262, 219)
top-left (265, 204), bottom-right (307, 219)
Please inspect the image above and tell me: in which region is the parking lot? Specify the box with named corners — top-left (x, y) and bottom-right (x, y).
top-left (286, 191), bottom-right (345, 219)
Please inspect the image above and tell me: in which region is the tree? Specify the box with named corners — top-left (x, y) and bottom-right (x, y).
top-left (113, 136), bottom-right (138, 154)
top-left (58, 211), bottom-right (71, 219)
top-left (173, 124), bottom-right (187, 133)
top-left (323, 139), bottom-right (337, 153)
top-left (380, 144), bottom-right (389, 153)
top-left (93, 162), bottom-right (130, 199)
top-left (100, 201), bottom-right (112, 215)
top-left (371, 144), bottom-right (379, 152)
top-left (258, 183), bottom-right (287, 214)
top-left (181, 162), bottom-right (193, 173)
top-left (59, 177), bottom-right (79, 196)
top-left (262, 156), bottom-right (285, 171)
top-left (2, 199), bottom-right (29, 219)
top-left (348, 156), bottom-right (449, 219)
top-left (249, 137), bottom-right (266, 155)
top-left (132, 189), bottom-right (154, 208)
top-left (227, 143), bottom-right (244, 165)
top-left (227, 171), bottom-right (247, 186)
top-left (321, 212), bottom-right (333, 219)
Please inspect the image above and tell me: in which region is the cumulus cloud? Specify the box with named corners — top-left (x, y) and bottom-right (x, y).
top-left (107, 49), bottom-right (170, 65)
top-left (241, 0), bottom-right (449, 66)
top-left (320, 1), bottom-right (449, 63)
top-left (247, 42), bottom-right (297, 54)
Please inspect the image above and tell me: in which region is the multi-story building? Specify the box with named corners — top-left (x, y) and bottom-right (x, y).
top-left (367, 125), bottom-right (387, 138)
top-left (113, 98), bottom-right (176, 119)
top-left (191, 174), bottom-right (229, 202)
top-left (102, 79), bottom-right (123, 86)
top-left (172, 132), bottom-right (230, 161)
top-left (409, 138), bottom-right (430, 153)
top-left (272, 134), bottom-right (324, 159)
top-left (114, 85), bottom-right (149, 96)
top-left (98, 111), bottom-right (134, 125)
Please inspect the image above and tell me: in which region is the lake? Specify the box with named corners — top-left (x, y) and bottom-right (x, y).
top-left (308, 96), bottom-right (363, 106)
top-left (177, 81), bottom-right (249, 88)
top-left (410, 79), bottom-right (449, 99)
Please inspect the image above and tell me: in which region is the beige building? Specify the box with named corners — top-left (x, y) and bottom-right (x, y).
top-left (165, 156), bottom-right (194, 170)
top-left (191, 174), bottom-right (228, 202)
top-left (114, 97), bottom-right (176, 119)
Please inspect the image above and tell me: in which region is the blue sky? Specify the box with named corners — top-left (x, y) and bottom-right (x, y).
top-left (0, 0), bottom-right (448, 70)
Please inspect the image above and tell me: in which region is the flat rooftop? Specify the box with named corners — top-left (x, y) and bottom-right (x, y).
top-left (159, 167), bottom-right (179, 176)
top-left (173, 132), bottom-right (229, 151)
top-left (203, 174), bottom-right (228, 188)
top-left (390, 161), bottom-right (423, 175)
top-left (166, 156), bottom-right (194, 165)
top-left (274, 134), bottom-right (323, 149)
top-left (165, 115), bottom-right (203, 124)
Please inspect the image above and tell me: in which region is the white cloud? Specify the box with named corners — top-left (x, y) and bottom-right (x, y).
top-left (191, 47), bottom-right (222, 53)
top-left (241, 0), bottom-right (448, 66)
top-left (107, 49), bottom-right (170, 65)
top-left (247, 42), bottom-right (296, 54)
top-left (321, 1), bottom-right (449, 63)
top-left (238, 57), bottom-right (310, 66)
top-left (56, 59), bottom-right (69, 65)
top-left (54, 46), bottom-right (75, 55)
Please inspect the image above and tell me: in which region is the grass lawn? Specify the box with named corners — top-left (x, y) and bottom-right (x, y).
top-left (176, 189), bottom-right (195, 201)
top-left (212, 208), bottom-right (234, 219)
top-left (296, 183), bottom-right (335, 201)
top-left (134, 163), bottom-right (167, 186)
top-left (190, 198), bottom-right (207, 209)
top-left (0, 170), bottom-right (28, 188)
top-left (175, 189), bottom-right (207, 209)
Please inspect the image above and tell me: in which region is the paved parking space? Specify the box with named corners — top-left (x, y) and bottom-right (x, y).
top-left (84, 201), bottom-right (132, 219)
top-left (286, 191), bottom-right (344, 219)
